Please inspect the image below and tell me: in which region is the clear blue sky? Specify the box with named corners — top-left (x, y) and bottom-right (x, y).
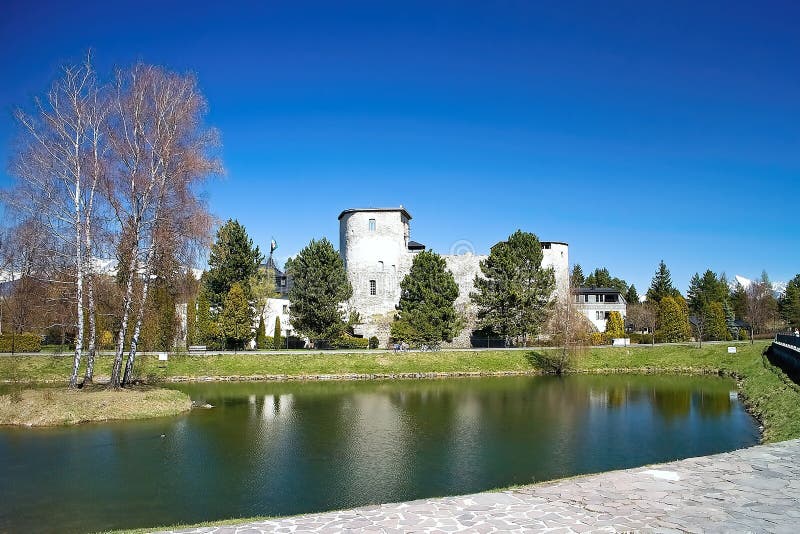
top-left (1, 0), bottom-right (798, 293)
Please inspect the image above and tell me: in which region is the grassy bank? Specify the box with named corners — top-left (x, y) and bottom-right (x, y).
top-left (1, 341), bottom-right (798, 441)
top-left (0, 387), bottom-right (192, 426)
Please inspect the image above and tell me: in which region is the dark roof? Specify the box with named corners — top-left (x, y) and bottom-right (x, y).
top-left (338, 207), bottom-right (412, 221)
top-left (262, 255), bottom-right (284, 277)
top-left (541, 241), bottom-right (569, 247)
top-left (573, 287), bottom-right (622, 295)
top-left (407, 240), bottom-right (426, 250)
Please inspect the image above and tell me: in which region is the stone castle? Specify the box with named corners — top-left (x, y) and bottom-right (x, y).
top-left (338, 207), bottom-right (569, 347)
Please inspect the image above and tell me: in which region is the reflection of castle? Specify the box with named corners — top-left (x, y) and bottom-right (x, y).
top-left (339, 207), bottom-right (569, 347)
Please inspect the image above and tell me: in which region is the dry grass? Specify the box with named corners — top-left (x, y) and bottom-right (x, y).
top-left (0, 387), bottom-right (192, 426)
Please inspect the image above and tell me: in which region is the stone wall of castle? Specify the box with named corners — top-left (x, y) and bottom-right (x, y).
top-left (342, 208), bottom-right (569, 348)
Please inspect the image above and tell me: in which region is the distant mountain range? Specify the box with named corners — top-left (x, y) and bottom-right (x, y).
top-left (733, 275), bottom-right (786, 297)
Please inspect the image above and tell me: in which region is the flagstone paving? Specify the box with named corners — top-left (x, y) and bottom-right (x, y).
top-left (161, 439), bottom-right (800, 533)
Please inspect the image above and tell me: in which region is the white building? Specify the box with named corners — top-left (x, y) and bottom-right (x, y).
top-left (573, 287), bottom-right (627, 332)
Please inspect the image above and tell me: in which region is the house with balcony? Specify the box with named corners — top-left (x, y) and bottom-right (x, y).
top-left (574, 287), bottom-right (627, 332)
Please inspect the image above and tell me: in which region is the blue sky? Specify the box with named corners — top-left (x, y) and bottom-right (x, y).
top-left (1, 1), bottom-right (798, 293)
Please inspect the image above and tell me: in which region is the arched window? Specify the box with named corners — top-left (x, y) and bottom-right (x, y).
top-left (378, 261), bottom-right (384, 272)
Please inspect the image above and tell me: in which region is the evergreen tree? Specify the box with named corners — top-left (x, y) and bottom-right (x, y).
top-left (646, 260), bottom-right (678, 303)
top-left (605, 311), bottom-right (625, 339)
top-left (185, 298), bottom-right (196, 348)
top-left (273, 316), bottom-right (283, 350)
top-left (657, 295), bottom-right (690, 342)
top-left (730, 281), bottom-right (748, 320)
top-left (625, 285), bottom-right (640, 304)
top-left (687, 269), bottom-right (730, 314)
top-left (286, 238), bottom-right (353, 341)
top-left (195, 285), bottom-right (217, 346)
top-left (704, 301), bottom-right (730, 341)
top-left (155, 285), bottom-right (177, 350)
top-left (470, 230), bottom-right (555, 344)
top-left (723, 300), bottom-right (738, 339)
top-left (204, 220), bottom-right (264, 307)
top-left (219, 282), bottom-right (253, 351)
top-left (570, 264), bottom-right (585, 288)
top-left (390, 250), bottom-right (462, 345)
top-left (780, 274), bottom-right (800, 330)
top-left (584, 267), bottom-right (628, 294)
top-left (255, 314), bottom-right (267, 349)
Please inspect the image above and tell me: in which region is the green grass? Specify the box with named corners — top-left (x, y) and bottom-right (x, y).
top-left (0, 386), bottom-right (192, 426)
top-left (2, 341), bottom-right (799, 442)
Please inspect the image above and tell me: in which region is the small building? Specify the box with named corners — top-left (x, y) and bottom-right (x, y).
top-left (574, 287), bottom-right (627, 332)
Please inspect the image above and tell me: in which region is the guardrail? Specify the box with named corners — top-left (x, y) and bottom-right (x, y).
top-left (775, 334), bottom-right (800, 351)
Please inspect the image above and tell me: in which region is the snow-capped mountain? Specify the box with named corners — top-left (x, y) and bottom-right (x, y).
top-left (732, 275), bottom-right (786, 296)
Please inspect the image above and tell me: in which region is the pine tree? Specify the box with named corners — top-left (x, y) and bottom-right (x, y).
top-left (470, 230), bottom-right (556, 345)
top-left (647, 260), bottom-right (678, 303)
top-left (625, 285), bottom-right (640, 304)
top-left (204, 219), bottom-right (264, 307)
top-left (723, 300), bottom-right (738, 339)
top-left (219, 282), bottom-right (253, 351)
top-left (605, 311), bottom-right (625, 339)
top-left (570, 264), bottom-right (585, 288)
top-left (390, 250), bottom-right (462, 345)
top-left (273, 316), bottom-right (283, 350)
top-left (731, 281), bottom-right (748, 320)
top-left (780, 274), bottom-right (800, 329)
top-left (687, 269), bottom-right (730, 315)
top-left (255, 314), bottom-right (267, 349)
top-left (286, 238), bottom-right (353, 341)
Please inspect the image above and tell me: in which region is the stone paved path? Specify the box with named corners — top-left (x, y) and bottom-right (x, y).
top-left (160, 439), bottom-right (800, 533)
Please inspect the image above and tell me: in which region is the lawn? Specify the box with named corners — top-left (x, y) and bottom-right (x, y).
top-left (0, 386), bottom-right (192, 426)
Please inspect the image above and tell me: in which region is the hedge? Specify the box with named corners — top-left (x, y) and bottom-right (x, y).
top-left (331, 335), bottom-right (370, 350)
top-left (0, 333), bottom-right (42, 352)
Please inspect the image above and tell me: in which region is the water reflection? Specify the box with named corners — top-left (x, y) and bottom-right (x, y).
top-left (0, 375), bottom-right (758, 533)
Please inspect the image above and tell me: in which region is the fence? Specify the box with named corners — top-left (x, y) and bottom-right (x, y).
top-left (775, 333), bottom-right (800, 351)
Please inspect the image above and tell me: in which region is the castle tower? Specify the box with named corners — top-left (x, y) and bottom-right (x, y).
top-left (338, 207), bottom-right (415, 318)
top-left (540, 241), bottom-right (570, 300)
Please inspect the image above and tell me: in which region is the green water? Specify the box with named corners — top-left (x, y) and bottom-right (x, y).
top-left (0, 375), bottom-right (759, 533)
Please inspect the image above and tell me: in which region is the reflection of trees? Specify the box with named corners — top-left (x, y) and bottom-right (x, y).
top-left (693, 390), bottom-right (732, 418)
top-left (652, 388), bottom-right (692, 420)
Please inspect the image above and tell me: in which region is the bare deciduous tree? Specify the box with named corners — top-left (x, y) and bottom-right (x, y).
top-left (105, 64), bottom-right (219, 387)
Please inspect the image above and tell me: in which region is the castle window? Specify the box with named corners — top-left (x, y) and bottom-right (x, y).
top-left (369, 280), bottom-right (376, 295)
top-left (368, 219), bottom-right (376, 232)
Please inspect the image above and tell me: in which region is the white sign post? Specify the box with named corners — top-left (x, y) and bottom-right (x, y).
top-left (727, 347), bottom-right (737, 354)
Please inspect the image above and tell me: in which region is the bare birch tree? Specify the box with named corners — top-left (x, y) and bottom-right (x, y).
top-left (105, 64), bottom-right (219, 387)
top-left (7, 56), bottom-right (102, 388)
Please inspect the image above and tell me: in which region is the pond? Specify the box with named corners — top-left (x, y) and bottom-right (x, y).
top-left (0, 375), bottom-right (759, 533)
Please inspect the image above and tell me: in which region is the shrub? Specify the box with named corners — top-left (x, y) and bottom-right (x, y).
top-left (368, 336), bottom-right (380, 349)
top-left (628, 332), bottom-right (655, 344)
top-left (0, 333), bottom-right (42, 353)
top-left (331, 335), bottom-right (370, 350)
top-left (589, 332), bottom-right (608, 346)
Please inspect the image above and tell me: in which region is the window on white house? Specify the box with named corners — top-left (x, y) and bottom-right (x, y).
top-left (378, 261), bottom-right (384, 271)
top-left (368, 219), bottom-right (376, 232)
top-left (369, 280), bottom-right (376, 295)
top-left (597, 311), bottom-right (604, 320)
top-left (282, 305), bottom-right (288, 314)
